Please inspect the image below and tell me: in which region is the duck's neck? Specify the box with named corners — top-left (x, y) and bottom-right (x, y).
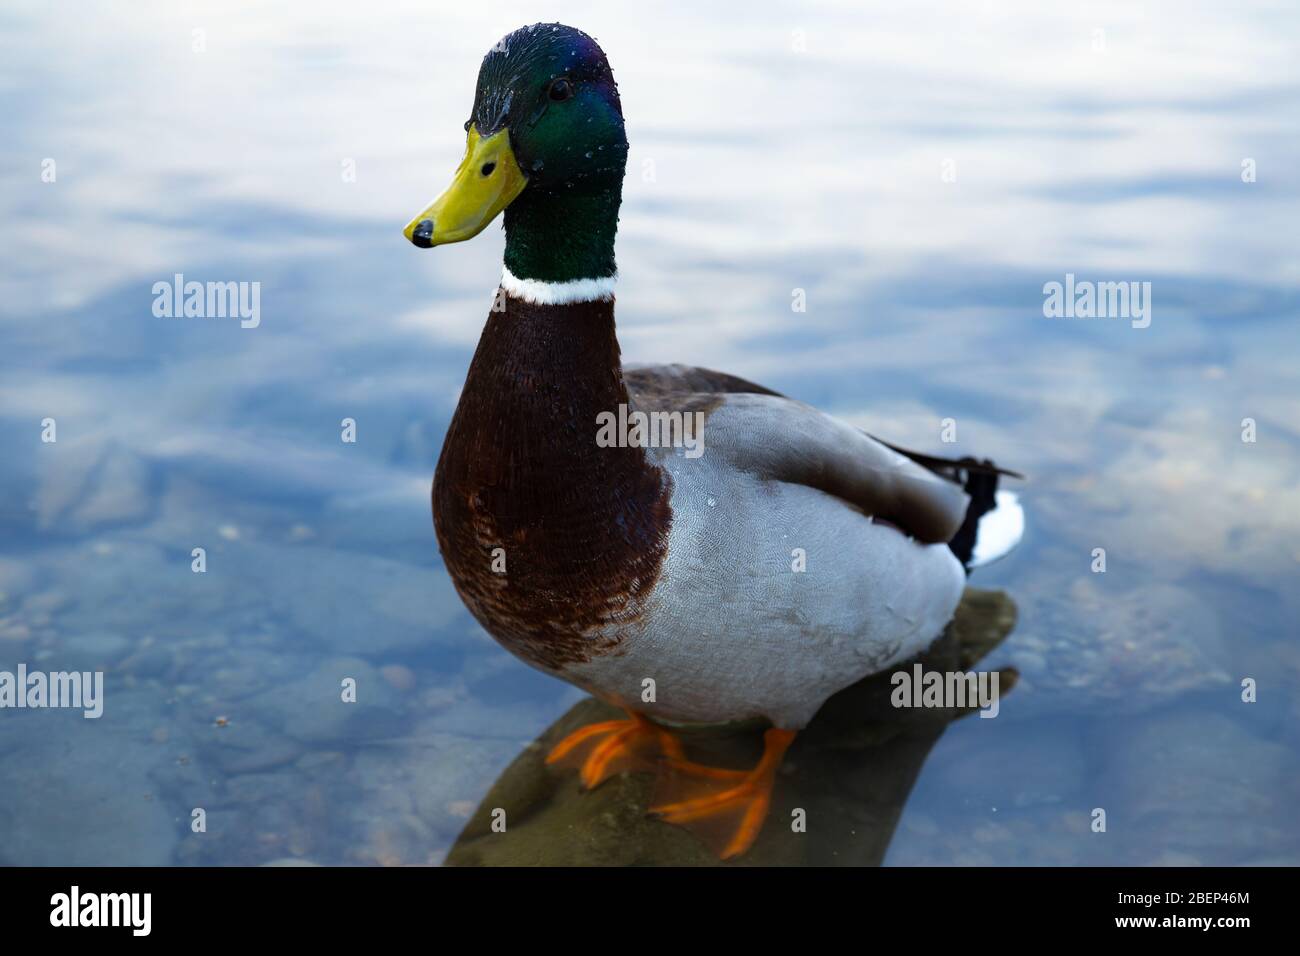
top-left (456, 293), bottom-right (629, 433)
top-left (502, 181), bottom-right (621, 284)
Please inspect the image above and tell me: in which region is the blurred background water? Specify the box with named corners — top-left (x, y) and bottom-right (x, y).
top-left (1, 0), bottom-right (1297, 865)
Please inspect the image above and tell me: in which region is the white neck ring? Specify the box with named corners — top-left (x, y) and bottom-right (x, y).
top-left (500, 266), bottom-right (616, 305)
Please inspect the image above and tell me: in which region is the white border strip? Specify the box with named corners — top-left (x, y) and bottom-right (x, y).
top-left (501, 266), bottom-right (616, 305)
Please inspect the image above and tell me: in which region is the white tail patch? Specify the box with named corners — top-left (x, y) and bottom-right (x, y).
top-left (500, 266), bottom-right (616, 305)
top-left (969, 491), bottom-right (1024, 568)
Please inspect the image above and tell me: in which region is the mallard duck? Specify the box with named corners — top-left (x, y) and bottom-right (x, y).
top-left (404, 23), bottom-right (1023, 859)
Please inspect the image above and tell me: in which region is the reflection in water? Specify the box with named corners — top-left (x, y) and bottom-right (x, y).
top-left (1, 1), bottom-right (1298, 866)
top-left (447, 589), bottom-right (1017, 865)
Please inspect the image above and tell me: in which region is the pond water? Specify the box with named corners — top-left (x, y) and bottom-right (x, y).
top-left (1, 0), bottom-right (1297, 865)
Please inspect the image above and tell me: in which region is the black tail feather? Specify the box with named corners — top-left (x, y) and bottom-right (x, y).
top-left (946, 459), bottom-right (1002, 571)
top-left (867, 435), bottom-right (1024, 481)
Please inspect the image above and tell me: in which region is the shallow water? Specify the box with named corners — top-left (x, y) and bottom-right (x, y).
top-left (1, 1), bottom-right (1297, 865)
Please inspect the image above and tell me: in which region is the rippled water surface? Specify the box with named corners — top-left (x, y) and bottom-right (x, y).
top-left (1, 0), bottom-right (1297, 865)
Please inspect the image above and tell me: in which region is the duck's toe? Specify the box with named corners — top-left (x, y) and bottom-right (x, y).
top-left (545, 710), bottom-right (684, 790)
top-left (649, 728), bottom-right (797, 860)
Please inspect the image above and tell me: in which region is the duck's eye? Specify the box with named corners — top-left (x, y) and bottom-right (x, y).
top-left (548, 78), bottom-right (574, 102)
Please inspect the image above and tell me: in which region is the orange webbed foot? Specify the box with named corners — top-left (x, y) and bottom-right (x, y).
top-left (547, 713), bottom-right (797, 860)
top-left (650, 727), bottom-right (797, 860)
top-left (545, 710), bottom-right (685, 790)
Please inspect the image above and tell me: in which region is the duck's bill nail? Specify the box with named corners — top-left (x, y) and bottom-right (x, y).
top-left (403, 126), bottom-right (527, 247)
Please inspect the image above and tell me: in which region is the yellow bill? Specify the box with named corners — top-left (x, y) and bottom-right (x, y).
top-left (404, 126), bottom-right (527, 247)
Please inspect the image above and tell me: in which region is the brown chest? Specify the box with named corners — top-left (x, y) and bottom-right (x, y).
top-left (431, 294), bottom-right (672, 671)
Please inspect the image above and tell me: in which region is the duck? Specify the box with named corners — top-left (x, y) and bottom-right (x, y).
top-left (403, 22), bottom-right (1023, 860)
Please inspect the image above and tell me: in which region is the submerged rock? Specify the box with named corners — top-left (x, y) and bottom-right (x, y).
top-left (1095, 709), bottom-right (1297, 863)
top-left (445, 588), bottom-right (1018, 866)
top-left (1011, 574), bottom-right (1231, 715)
top-left (237, 543), bottom-right (465, 657)
top-left (250, 656), bottom-right (406, 745)
top-left (0, 710), bottom-right (178, 866)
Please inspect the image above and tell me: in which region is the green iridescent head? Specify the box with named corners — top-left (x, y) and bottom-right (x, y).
top-left (404, 24), bottom-right (629, 283)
